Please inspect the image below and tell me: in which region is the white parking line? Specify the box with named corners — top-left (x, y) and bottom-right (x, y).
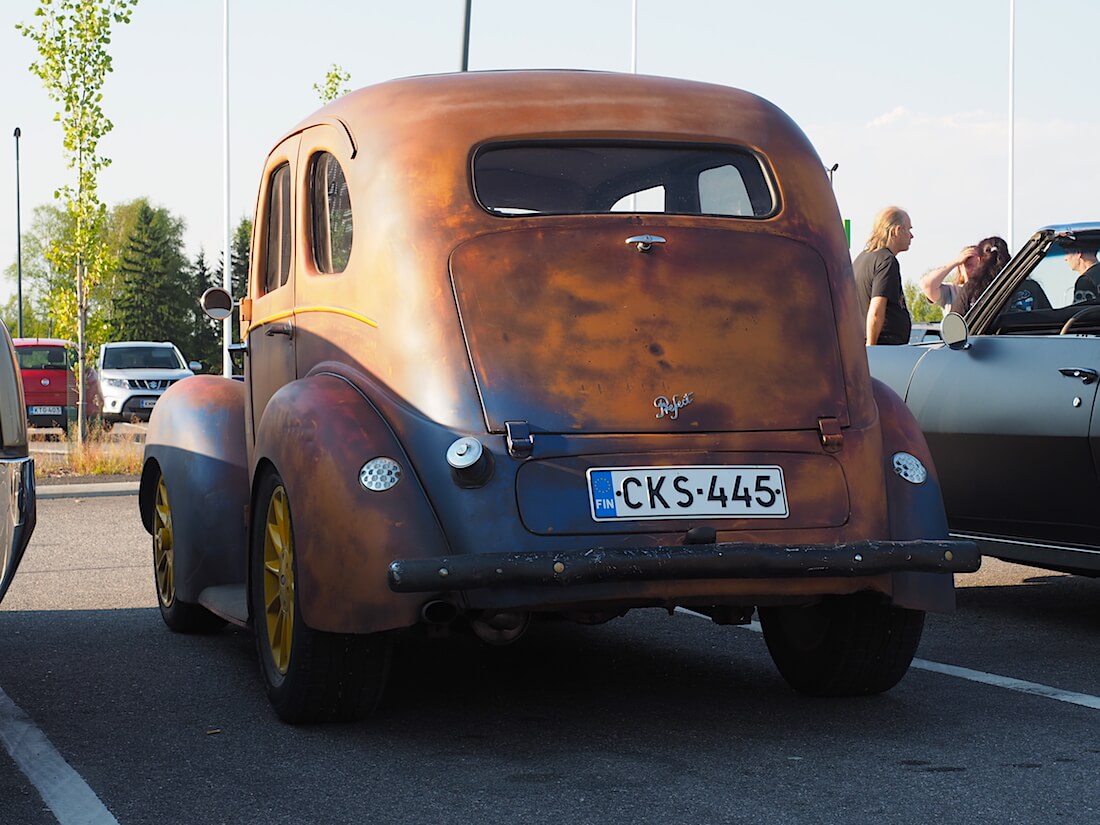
top-left (0, 686), bottom-right (119, 825)
top-left (675, 608), bottom-right (1100, 711)
top-left (909, 659), bottom-right (1100, 710)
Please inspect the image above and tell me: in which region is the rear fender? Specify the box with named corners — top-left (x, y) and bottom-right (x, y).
top-left (252, 374), bottom-right (446, 634)
top-left (872, 378), bottom-right (959, 612)
top-left (139, 376), bottom-right (249, 603)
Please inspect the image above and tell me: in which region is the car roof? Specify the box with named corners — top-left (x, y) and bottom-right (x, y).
top-left (1038, 222), bottom-right (1100, 235)
top-left (13, 337), bottom-right (73, 348)
top-left (102, 341), bottom-right (175, 348)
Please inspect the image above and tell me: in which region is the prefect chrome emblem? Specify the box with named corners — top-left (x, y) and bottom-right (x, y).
top-left (654, 392), bottom-right (694, 420)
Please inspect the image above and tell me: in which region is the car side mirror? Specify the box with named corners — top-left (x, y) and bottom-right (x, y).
top-left (941, 312), bottom-right (969, 350)
top-left (200, 287), bottom-right (234, 321)
top-left (188, 361), bottom-right (202, 372)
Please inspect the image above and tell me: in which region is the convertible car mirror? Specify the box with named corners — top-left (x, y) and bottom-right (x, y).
top-left (941, 312), bottom-right (969, 350)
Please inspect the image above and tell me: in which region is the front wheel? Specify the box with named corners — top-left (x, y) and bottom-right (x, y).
top-left (758, 593), bottom-right (924, 696)
top-left (249, 468), bottom-right (392, 723)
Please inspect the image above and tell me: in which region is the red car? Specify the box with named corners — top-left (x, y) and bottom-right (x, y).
top-left (13, 338), bottom-right (101, 430)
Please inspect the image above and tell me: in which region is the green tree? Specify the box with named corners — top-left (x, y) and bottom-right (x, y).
top-left (4, 203), bottom-right (73, 321)
top-left (231, 216), bottom-right (251, 298)
top-left (188, 250), bottom-right (222, 372)
top-left (18, 0), bottom-right (138, 442)
top-left (0, 293), bottom-right (52, 338)
top-left (113, 203), bottom-right (191, 347)
top-left (905, 280), bottom-right (943, 323)
top-left (313, 64), bottom-right (351, 103)
top-left (228, 216), bottom-right (252, 344)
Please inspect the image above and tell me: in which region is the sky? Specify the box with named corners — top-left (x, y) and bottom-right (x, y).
top-left (1, 0), bottom-right (1097, 305)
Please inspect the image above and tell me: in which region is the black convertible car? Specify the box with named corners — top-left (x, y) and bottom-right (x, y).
top-left (869, 222), bottom-right (1100, 576)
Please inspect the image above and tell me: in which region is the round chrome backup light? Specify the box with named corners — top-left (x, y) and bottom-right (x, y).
top-left (891, 452), bottom-right (928, 485)
top-left (359, 457), bottom-right (402, 491)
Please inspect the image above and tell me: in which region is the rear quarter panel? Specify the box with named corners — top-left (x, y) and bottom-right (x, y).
top-left (251, 373), bottom-right (447, 634)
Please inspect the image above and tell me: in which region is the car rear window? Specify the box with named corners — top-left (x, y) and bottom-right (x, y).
top-left (473, 142), bottom-right (776, 218)
top-left (102, 346), bottom-right (183, 370)
top-left (16, 346), bottom-right (71, 370)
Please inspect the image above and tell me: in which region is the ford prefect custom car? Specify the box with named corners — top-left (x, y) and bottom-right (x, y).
top-left (139, 71), bottom-right (979, 723)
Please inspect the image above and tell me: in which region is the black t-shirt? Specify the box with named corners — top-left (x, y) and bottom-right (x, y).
top-left (1007, 278), bottom-right (1052, 312)
top-left (1073, 263), bottom-right (1100, 303)
top-left (854, 247), bottom-right (911, 345)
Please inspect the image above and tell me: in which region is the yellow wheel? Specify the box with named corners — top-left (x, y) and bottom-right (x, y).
top-left (260, 484), bottom-right (295, 675)
top-left (250, 467), bottom-right (392, 723)
top-left (151, 470), bottom-right (226, 633)
top-left (153, 476), bottom-right (175, 607)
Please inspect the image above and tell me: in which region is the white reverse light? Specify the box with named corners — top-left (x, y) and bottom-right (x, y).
top-left (891, 452), bottom-right (928, 485)
top-left (360, 457), bottom-right (402, 491)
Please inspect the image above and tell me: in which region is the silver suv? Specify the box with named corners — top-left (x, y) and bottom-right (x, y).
top-left (98, 341), bottom-right (198, 423)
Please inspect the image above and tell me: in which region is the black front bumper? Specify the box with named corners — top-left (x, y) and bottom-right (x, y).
top-left (387, 539), bottom-right (979, 593)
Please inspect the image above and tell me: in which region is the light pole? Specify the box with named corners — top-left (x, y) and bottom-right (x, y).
top-left (826, 163), bottom-right (838, 186)
top-left (222, 0), bottom-right (232, 377)
top-left (13, 127), bottom-right (23, 338)
top-left (461, 0), bottom-right (471, 71)
top-left (1008, 0), bottom-right (1015, 251)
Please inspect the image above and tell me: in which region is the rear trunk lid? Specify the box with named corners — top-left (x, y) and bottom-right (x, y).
top-left (450, 224), bottom-right (848, 435)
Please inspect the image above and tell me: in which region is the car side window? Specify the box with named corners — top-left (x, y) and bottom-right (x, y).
top-left (264, 163), bottom-right (292, 294)
top-left (310, 152), bottom-right (353, 274)
top-left (1002, 244), bottom-right (1077, 313)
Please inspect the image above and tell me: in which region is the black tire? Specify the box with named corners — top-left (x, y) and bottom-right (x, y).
top-left (249, 468), bottom-right (392, 724)
top-left (151, 472), bottom-right (227, 634)
top-left (758, 593), bottom-right (925, 696)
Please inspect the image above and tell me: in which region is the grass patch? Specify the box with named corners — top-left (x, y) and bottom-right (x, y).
top-left (30, 421), bottom-right (143, 478)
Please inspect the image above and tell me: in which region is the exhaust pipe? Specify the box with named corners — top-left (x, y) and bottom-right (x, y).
top-left (470, 610), bottom-right (530, 645)
top-left (420, 600), bottom-right (459, 625)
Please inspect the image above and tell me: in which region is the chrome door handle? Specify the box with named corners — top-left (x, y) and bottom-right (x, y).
top-left (265, 322), bottom-right (293, 339)
top-left (1059, 367), bottom-right (1098, 384)
top-left (625, 234), bottom-right (666, 253)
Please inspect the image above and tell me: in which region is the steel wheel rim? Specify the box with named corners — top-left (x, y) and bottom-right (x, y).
top-left (262, 485), bottom-right (295, 675)
top-left (152, 476), bottom-right (175, 607)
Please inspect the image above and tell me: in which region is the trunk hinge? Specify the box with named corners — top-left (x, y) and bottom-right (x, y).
top-left (505, 420), bottom-right (534, 459)
top-left (817, 417), bottom-right (843, 453)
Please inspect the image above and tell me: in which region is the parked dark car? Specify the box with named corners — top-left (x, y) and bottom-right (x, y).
top-left (908, 322), bottom-right (942, 345)
top-left (868, 222), bottom-right (1100, 576)
top-left (139, 70), bottom-right (977, 723)
top-left (0, 321), bottom-right (37, 603)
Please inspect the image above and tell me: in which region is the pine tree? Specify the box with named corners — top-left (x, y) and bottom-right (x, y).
top-left (188, 250), bottom-right (222, 371)
top-left (113, 204), bottom-right (192, 349)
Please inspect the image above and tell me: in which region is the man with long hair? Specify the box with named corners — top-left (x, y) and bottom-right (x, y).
top-left (854, 206), bottom-right (913, 345)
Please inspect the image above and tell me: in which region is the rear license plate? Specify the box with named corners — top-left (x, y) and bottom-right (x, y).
top-left (141, 399), bottom-right (158, 409)
top-left (29, 406), bottom-right (62, 416)
top-left (587, 465), bottom-right (788, 521)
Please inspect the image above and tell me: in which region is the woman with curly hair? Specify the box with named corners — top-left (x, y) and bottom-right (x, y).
top-left (920, 235), bottom-right (1010, 315)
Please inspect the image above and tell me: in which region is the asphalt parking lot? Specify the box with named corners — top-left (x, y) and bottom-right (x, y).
top-left (1, 490), bottom-right (1098, 825)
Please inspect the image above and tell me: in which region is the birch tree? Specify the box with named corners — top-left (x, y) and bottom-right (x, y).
top-left (313, 64), bottom-right (351, 103)
top-left (18, 0), bottom-right (137, 442)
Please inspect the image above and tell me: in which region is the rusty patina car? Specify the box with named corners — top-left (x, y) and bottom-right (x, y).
top-left (1, 320), bottom-right (36, 604)
top-left (138, 70), bottom-right (978, 723)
